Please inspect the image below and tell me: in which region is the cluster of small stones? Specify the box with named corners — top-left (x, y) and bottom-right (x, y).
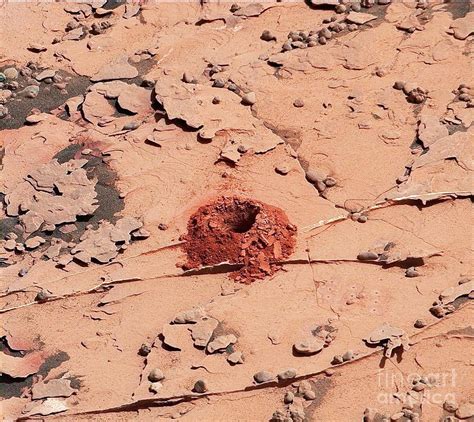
top-left (274, 0), bottom-right (387, 52)
top-left (0, 62), bottom-right (70, 120)
top-left (393, 80), bottom-right (428, 104)
top-left (452, 83), bottom-right (473, 107)
top-left (364, 378), bottom-right (474, 421)
top-left (271, 379), bottom-right (323, 422)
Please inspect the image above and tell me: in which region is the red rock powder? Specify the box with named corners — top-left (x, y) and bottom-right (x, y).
top-left (183, 196), bottom-right (297, 283)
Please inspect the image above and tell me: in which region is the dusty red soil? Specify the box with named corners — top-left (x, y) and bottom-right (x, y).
top-left (183, 196), bottom-right (296, 282)
top-left (0, 0), bottom-right (473, 421)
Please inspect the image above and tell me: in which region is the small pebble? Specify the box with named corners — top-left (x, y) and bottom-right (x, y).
top-left (35, 290), bottom-right (52, 303)
top-left (182, 72), bottom-right (197, 84)
top-left (304, 390), bottom-right (316, 400)
top-left (324, 177), bottom-right (336, 187)
top-left (293, 98), bottom-right (304, 108)
top-left (277, 368), bottom-right (297, 381)
top-left (443, 400), bottom-right (458, 413)
top-left (393, 81), bottom-right (406, 90)
top-left (282, 41), bottom-right (292, 51)
top-left (284, 391), bottom-right (294, 404)
top-left (352, 3), bottom-right (361, 11)
top-left (357, 251), bottom-right (379, 261)
top-left (405, 267), bottom-right (419, 278)
top-left (212, 96), bottom-right (221, 104)
top-left (242, 91), bottom-right (256, 105)
top-left (332, 354), bottom-right (344, 364)
top-left (254, 371), bottom-right (274, 384)
top-left (193, 379), bottom-right (208, 393)
top-left (149, 382), bottom-right (162, 394)
top-left (357, 215), bottom-right (368, 223)
top-left (318, 36), bottom-right (327, 45)
top-left (459, 93), bottom-right (471, 102)
top-left (342, 350), bottom-right (355, 361)
top-left (0, 105), bottom-right (8, 119)
top-left (138, 344), bottom-right (151, 356)
top-left (414, 319), bottom-right (427, 328)
top-left (213, 79), bottom-right (226, 88)
top-left (275, 164), bottom-right (290, 175)
top-left (148, 368), bottom-right (165, 382)
top-left (3, 68), bottom-right (18, 80)
top-left (261, 30), bottom-right (276, 41)
top-left (227, 351), bottom-right (244, 364)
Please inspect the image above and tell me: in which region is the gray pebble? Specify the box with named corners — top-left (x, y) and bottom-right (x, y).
top-left (148, 368), bottom-right (164, 382)
top-left (213, 79), bottom-right (225, 88)
top-left (212, 96), bottom-right (221, 104)
top-left (393, 81), bottom-right (406, 90)
top-left (342, 350), bottom-right (355, 361)
top-left (227, 83), bottom-right (239, 92)
top-left (352, 3), bottom-right (361, 11)
top-left (284, 391), bottom-right (294, 404)
top-left (412, 382), bottom-right (425, 392)
top-left (324, 176), bottom-right (336, 187)
top-left (182, 72), bottom-right (197, 84)
top-left (193, 379), bottom-right (208, 393)
top-left (414, 319), bottom-right (427, 328)
top-left (357, 251), bottom-right (379, 261)
top-left (293, 98), bottom-right (304, 108)
top-left (138, 344), bottom-right (151, 356)
top-left (291, 41), bottom-right (306, 49)
top-left (348, 23), bottom-right (358, 31)
top-left (304, 390), bottom-right (316, 400)
top-left (320, 28), bottom-right (332, 39)
top-left (318, 36), bottom-right (327, 45)
top-left (277, 368), bottom-right (297, 381)
top-left (336, 4), bottom-right (347, 13)
top-left (123, 121), bottom-right (140, 131)
top-left (405, 267), bottom-right (419, 278)
top-left (275, 164), bottom-right (290, 175)
top-left (254, 371), bottom-right (274, 384)
top-left (261, 30), bottom-right (276, 41)
top-left (282, 41), bottom-right (293, 51)
top-left (357, 215), bottom-right (368, 223)
top-left (332, 354), bottom-right (344, 364)
top-left (459, 93), bottom-right (471, 102)
top-left (443, 400), bottom-right (458, 413)
top-left (3, 68), bottom-right (18, 80)
top-left (0, 104), bottom-right (8, 119)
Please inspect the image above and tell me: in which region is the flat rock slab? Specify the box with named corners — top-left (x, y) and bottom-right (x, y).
top-left (91, 57), bottom-right (138, 82)
top-left (346, 12), bottom-right (378, 25)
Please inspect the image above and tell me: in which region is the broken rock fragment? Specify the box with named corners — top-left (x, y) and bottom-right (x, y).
top-left (363, 323), bottom-right (409, 357)
top-left (293, 337), bottom-right (325, 355)
top-left (69, 217), bottom-right (143, 265)
top-left (190, 318), bottom-right (218, 348)
top-left (91, 56), bottom-right (138, 82)
top-left (207, 334), bottom-right (237, 353)
top-left (345, 12), bottom-right (377, 25)
top-left (32, 379), bottom-right (76, 400)
top-left (173, 307), bottom-right (206, 324)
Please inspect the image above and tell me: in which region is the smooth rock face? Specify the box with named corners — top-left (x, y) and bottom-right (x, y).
top-left (293, 337), bottom-right (325, 355)
top-left (254, 371), bottom-right (274, 383)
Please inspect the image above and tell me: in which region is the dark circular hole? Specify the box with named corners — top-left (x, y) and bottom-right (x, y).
top-left (226, 205), bottom-right (260, 233)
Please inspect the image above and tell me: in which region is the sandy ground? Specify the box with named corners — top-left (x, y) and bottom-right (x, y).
top-left (0, 1), bottom-right (473, 421)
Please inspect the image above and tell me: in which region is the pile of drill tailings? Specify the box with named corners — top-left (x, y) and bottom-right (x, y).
top-left (183, 196), bottom-right (296, 283)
